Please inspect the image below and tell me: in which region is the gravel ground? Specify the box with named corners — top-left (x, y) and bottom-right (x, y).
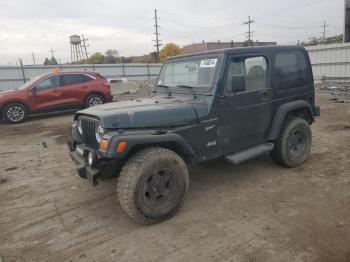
top-left (0, 92), bottom-right (349, 262)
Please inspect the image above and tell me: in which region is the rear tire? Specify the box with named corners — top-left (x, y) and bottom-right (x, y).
top-left (270, 117), bottom-right (312, 167)
top-left (85, 94), bottom-right (105, 108)
top-left (117, 147), bottom-right (189, 225)
top-left (2, 102), bottom-right (27, 124)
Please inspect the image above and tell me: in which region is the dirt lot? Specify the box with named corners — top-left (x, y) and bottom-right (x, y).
top-left (0, 92), bottom-right (349, 262)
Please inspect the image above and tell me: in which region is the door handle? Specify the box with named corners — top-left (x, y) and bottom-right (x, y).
top-left (259, 90), bottom-right (270, 101)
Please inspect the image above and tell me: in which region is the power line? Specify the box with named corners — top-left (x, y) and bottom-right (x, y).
top-left (243, 16), bottom-right (254, 46)
top-left (153, 9), bottom-right (162, 63)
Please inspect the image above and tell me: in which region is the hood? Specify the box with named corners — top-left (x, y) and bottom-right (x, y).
top-left (76, 96), bottom-right (210, 129)
top-left (0, 89), bottom-right (20, 96)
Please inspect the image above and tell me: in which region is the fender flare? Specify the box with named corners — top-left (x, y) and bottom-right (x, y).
top-left (105, 132), bottom-right (197, 163)
top-left (267, 100), bottom-right (314, 141)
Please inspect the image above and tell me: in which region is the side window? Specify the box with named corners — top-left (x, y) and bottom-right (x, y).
top-left (62, 74), bottom-right (84, 86)
top-left (36, 75), bottom-right (60, 90)
top-left (81, 74), bottom-right (94, 82)
top-left (224, 56), bottom-right (267, 94)
top-left (274, 51), bottom-right (309, 89)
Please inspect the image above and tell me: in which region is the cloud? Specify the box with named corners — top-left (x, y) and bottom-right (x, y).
top-left (0, 0), bottom-right (343, 65)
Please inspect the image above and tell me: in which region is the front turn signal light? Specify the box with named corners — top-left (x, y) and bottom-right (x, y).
top-left (99, 139), bottom-right (109, 150)
top-left (116, 141), bottom-right (128, 153)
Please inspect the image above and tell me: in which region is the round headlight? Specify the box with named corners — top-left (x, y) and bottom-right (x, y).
top-left (88, 151), bottom-right (96, 167)
top-left (77, 119), bottom-right (83, 134)
top-left (95, 124), bottom-right (104, 143)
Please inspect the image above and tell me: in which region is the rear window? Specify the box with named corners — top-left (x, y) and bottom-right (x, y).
top-left (274, 50), bottom-right (309, 89)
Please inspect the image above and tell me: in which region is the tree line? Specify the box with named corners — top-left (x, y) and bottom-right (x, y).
top-left (69, 43), bottom-right (182, 65)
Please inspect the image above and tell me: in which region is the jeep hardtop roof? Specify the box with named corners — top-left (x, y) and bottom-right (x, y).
top-left (165, 45), bottom-right (307, 62)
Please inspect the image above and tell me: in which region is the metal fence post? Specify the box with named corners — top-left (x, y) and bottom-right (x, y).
top-left (19, 59), bottom-right (26, 83)
top-left (147, 63), bottom-right (151, 80)
top-left (122, 63), bottom-right (126, 77)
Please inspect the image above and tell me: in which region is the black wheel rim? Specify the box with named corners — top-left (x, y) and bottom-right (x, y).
top-left (142, 168), bottom-right (181, 210)
top-left (287, 130), bottom-right (306, 158)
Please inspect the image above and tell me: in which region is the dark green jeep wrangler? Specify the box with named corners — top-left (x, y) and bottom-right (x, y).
top-left (68, 46), bottom-right (320, 224)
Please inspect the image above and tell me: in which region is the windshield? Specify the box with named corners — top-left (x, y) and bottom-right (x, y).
top-left (156, 57), bottom-right (219, 91)
top-left (18, 74), bottom-right (44, 90)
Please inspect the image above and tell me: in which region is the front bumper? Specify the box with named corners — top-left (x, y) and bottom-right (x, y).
top-left (314, 106), bottom-right (321, 117)
top-left (68, 141), bottom-right (101, 186)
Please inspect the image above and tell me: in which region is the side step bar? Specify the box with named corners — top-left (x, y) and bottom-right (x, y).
top-left (225, 143), bottom-right (274, 165)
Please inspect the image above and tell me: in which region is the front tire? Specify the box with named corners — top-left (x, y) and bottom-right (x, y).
top-left (270, 117), bottom-right (312, 167)
top-left (85, 94), bottom-right (105, 108)
top-left (2, 103), bottom-right (27, 124)
top-left (117, 147), bottom-right (189, 225)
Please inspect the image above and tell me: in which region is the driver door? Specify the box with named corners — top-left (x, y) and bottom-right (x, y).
top-left (219, 54), bottom-right (273, 154)
top-left (29, 75), bottom-right (62, 111)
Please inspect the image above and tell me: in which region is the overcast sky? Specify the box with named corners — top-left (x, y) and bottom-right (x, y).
top-left (0, 0), bottom-right (344, 65)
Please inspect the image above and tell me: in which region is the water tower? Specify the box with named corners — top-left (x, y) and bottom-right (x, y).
top-left (70, 35), bottom-right (86, 62)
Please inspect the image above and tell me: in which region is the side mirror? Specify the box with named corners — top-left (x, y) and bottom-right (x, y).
top-left (231, 76), bottom-right (246, 93)
top-left (30, 87), bottom-right (37, 96)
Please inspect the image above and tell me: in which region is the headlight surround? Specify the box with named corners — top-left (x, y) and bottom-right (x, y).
top-left (77, 119), bottom-right (83, 134)
top-left (95, 124), bottom-right (105, 144)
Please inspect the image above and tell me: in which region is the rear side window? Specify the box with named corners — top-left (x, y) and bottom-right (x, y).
top-left (62, 74), bottom-right (92, 86)
top-left (81, 74), bottom-right (94, 82)
top-left (224, 56), bottom-right (267, 94)
top-left (274, 50), bottom-right (309, 89)
top-left (96, 73), bottom-right (106, 80)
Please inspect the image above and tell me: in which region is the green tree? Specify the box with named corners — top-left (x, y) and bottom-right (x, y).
top-left (43, 58), bottom-right (51, 65)
top-left (159, 43), bottom-right (182, 63)
top-left (88, 52), bottom-right (104, 64)
top-left (50, 57), bottom-right (58, 65)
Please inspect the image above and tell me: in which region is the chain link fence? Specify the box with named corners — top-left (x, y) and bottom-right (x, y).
top-left (0, 63), bottom-right (162, 90)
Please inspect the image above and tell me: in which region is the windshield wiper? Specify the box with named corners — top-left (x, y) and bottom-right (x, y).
top-left (176, 85), bottom-right (198, 98)
top-left (176, 85), bottom-right (196, 89)
top-left (156, 84), bottom-right (170, 88)
top-left (156, 84), bottom-right (172, 97)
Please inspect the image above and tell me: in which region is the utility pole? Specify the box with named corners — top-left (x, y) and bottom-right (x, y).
top-left (50, 48), bottom-right (55, 58)
top-left (153, 9), bottom-right (162, 63)
top-left (243, 16), bottom-right (255, 47)
top-left (321, 20), bottom-right (330, 41)
top-left (31, 52), bottom-right (36, 65)
top-left (82, 34), bottom-right (89, 60)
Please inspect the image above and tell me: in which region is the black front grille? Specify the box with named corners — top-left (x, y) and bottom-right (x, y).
top-left (80, 117), bottom-right (99, 149)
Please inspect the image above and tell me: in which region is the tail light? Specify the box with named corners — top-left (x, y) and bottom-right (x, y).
top-left (103, 82), bottom-right (111, 88)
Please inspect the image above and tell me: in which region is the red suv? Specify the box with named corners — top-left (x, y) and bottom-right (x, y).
top-left (0, 71), bottom-right (113, 123)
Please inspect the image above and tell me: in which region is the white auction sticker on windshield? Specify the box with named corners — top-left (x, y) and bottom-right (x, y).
top-left (200, 59), bottom-right (218, 68)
